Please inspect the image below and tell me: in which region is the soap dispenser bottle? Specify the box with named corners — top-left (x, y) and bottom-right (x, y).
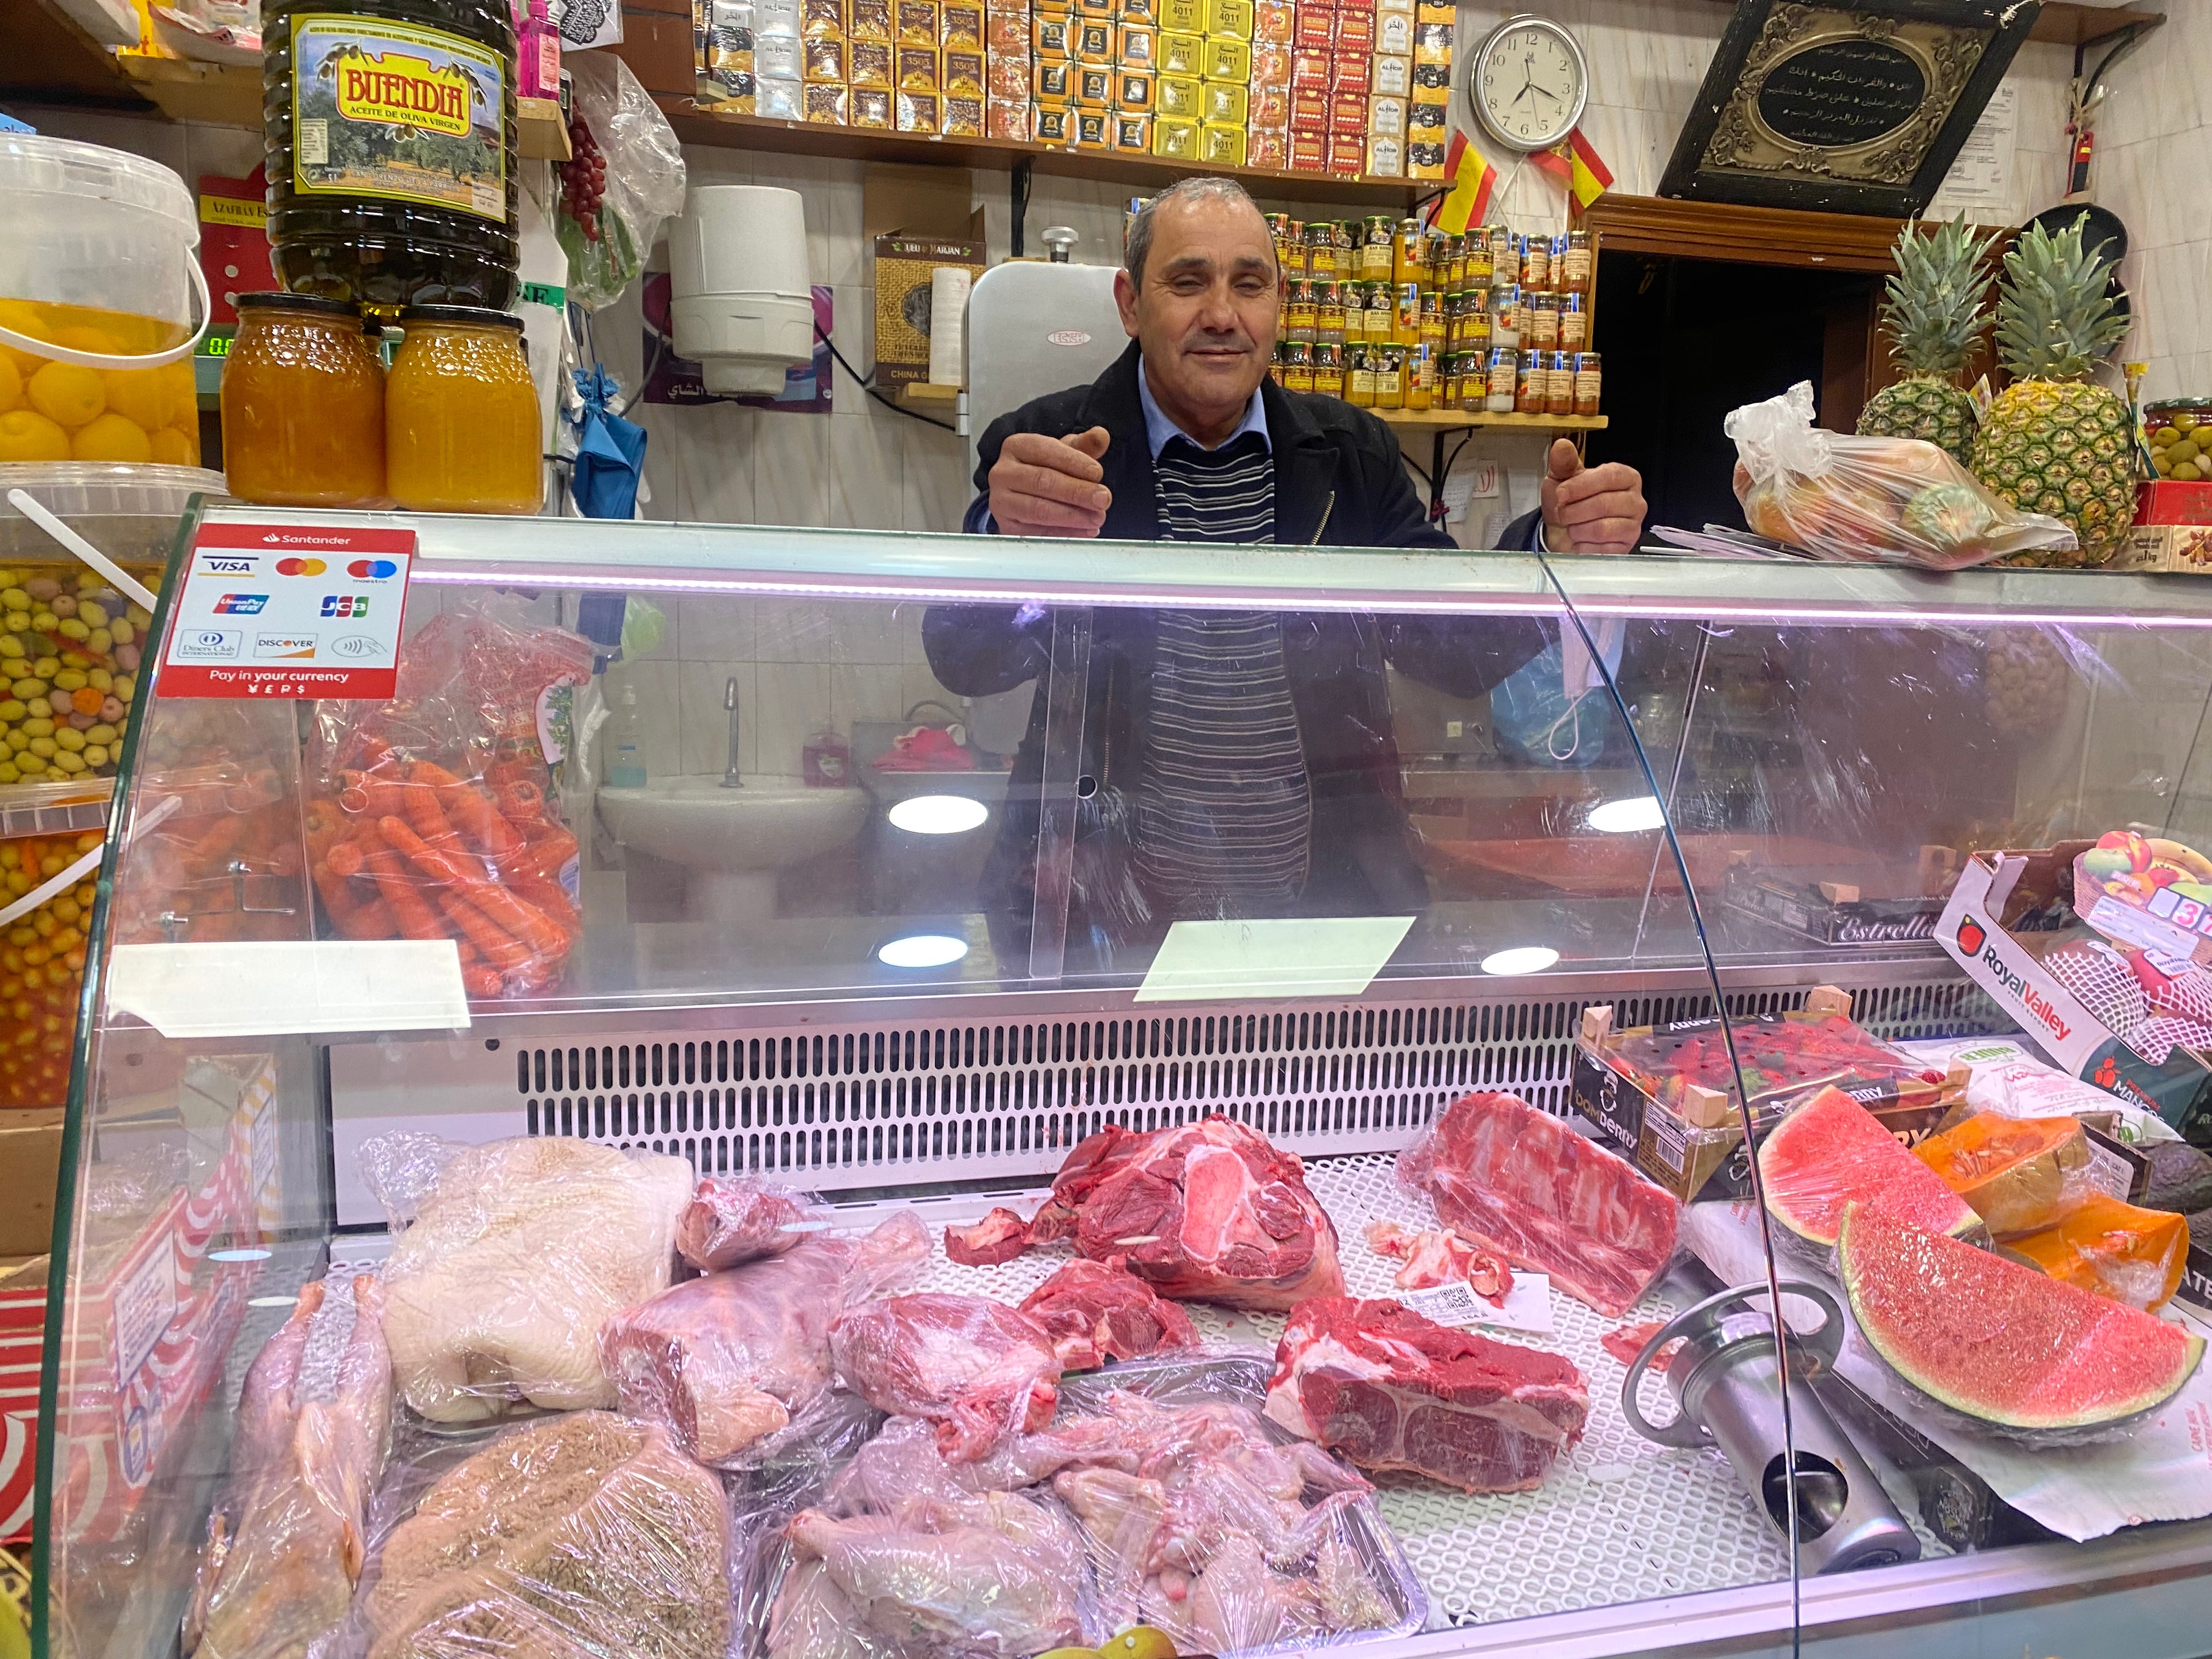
top-left (607, 681), bottom-right (648, 788)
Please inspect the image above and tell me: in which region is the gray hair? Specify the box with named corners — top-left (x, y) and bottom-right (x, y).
top-left (1123, 176), bottom-right (1274, 286)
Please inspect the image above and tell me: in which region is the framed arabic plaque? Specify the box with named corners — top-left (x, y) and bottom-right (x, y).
top-left (1658, 0), bottom-right (2039, 216)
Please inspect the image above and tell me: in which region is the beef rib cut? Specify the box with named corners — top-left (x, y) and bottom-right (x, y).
top-left (1263, 1296), bottom-right (1588, 1493)
top-left (1021, 1116), bottom-right (1345, 1310)
top-left (1398, 1092), bottom-right (1677, 1318)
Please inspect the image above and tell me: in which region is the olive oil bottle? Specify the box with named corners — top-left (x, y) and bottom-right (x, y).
top-left (263, 0), bottom-right (520, 310)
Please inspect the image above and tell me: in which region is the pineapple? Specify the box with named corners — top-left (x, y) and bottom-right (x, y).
top-left (1858, 216), bottom-right (1997, 464)
top-left (1970, 215), bottom-right (2136, 567)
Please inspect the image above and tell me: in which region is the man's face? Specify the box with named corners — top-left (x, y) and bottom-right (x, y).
top-left (1115, 195), bottom-right (1282, 421)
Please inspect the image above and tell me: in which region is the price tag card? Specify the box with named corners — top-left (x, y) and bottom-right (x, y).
top-left (163, 523), bottom-right (414, 699)
top-left (1397, 1272), bottom-right (1555, 1335)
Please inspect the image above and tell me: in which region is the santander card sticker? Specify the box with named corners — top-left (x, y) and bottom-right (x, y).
top-left (164, 524), bottom-right (414, 699)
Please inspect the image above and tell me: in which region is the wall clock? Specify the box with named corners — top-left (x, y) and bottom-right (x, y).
top-left (1466, 13), bottom-right (1590, 153)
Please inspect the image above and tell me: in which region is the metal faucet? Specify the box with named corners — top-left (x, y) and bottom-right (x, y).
top-left (721, 675), bottom-right (742, 788)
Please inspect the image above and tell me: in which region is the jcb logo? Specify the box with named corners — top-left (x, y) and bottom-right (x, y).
top-left (320, 594), bottom-right (371, 619)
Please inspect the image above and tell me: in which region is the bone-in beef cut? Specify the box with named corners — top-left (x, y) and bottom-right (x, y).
top-left (831, 1294), bottom-right (1063, 1462)
top-left (1398, 1092), bottom-right (1677, 1318)
top-left (1017, 1116), bottom-right (1344, 1310)
top-left (1017, 1256), bottom-right (1200, 1370)
top-left (1263, 1296), bottom-right (1588, 1493)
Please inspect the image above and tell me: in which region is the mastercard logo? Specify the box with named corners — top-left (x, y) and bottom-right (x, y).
top-left (274, 557), bottom-right (327, 577)
top-left (347, 559), bottom-right (401, 579)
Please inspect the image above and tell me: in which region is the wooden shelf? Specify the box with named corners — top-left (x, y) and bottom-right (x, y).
top-left (1375, 411), bottom-right (1608, 433)
top-left (519, 98), bottom-right (572, 161)
top-left (116, 55), bottom-right (258, 125)
top-left (662, 101), bottom-right (1434, 209)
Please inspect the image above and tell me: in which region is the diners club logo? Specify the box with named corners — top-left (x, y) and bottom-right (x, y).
top-left (1955, 917), bottom-right (1987, 957)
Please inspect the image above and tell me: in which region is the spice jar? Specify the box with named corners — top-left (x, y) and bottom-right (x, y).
top-left (1486, 347), bottom-right (1517, 413)
top-left (386, 306), bottom-right (541, 514)
top-left (1285, 278), bottom-right (1317, 342)
top-left (1561, 228), bottom-right (1592, 295)
top-left (1490, 281), bottom-right (1521, 348)
top-left (221, 292), bottom-right (388, 508)
top-left (1574, 349), bottom-right (1602, 417)
top-left (1315, 281), bottom-right (1346, 344)
top-left (1544, 349), bottom-right (1574, 415)
top-left (1560, 291), bottom-right (1587, 350)
top-left (1529, 290), bottom-right (1559, 350)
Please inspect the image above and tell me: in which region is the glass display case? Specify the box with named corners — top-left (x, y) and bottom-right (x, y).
top-left (34, 503), bottom-right (2212, 1659)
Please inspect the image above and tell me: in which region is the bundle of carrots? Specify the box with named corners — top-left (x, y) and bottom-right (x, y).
top-left (307, 750), bottom-right (582, 998)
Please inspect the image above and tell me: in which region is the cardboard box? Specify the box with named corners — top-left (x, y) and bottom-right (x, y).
top-left (1159, 26), bottom-right (1204, 71)
top-left (1249, 124), bottom-right (1288, 167)
top-left (1202, 78), bottom-right (1246, 123)
top-left (0, 1109), bottom-right (64, 1260)
top-left (1156, 0), bottom-right (1201, 29)
top-left (872, 234), bottom-right (986, 385)
top-left (1203, 33), bottom-right (1250, 80)
top-left (1153, 114), bottom-right (1200, 155)
top-left (1035, 104), bottom-right (1074, 140)
top-left (1158, 72), bottom-right (1201, 116)
top-left (1200, 120), bottom-right (1246, 166)
top-left (1722, 853), bottom-right (1956, 947)
top-left (1938, 844), bottom-right (2212, 1141)
top-left (2112, 522), bottom-right (2212, 573)
top-left (1075, 16), bottom-right (1113, 54)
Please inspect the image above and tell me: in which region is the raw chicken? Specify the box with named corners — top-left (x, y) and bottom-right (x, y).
top-left (603, 1212), bottom-right (928, 1464)
top-left (186, 1273), bottom-right (392, 1659)
top-left (1018, 1256), bottom-right (1200, 1369)
top-left (370, 1135), bottom-right (693, 1421)
top-left (944, 1208), bottom-right (1032, 1267)
top-left (1265, 1296), bottom-right (1588, 1493)
top-left (1029, 1116), bottom-right (1345, 1310)
top-left (767, 1558), bottom-right (894, 1659)
top-left (1398, 1092), bottom-right (1677, 1318)
top-left (786, 1491), bottom-right (1086, 1659)
top-left (831, 1293), bottom-right (1063, 1462)
top-left (360, 1412), bottom-right (729, 1659)
top-left (1362, 1220), bottom-right (1515, 1304)
top-left (678, 1175), bottom-right (825, 1271)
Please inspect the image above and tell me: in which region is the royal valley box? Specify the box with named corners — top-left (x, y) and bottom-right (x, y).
top-left (1936, 844), bottom-right (2212, 1143)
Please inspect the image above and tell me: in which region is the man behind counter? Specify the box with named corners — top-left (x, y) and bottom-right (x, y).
top-left (926, 176), bottom-right (1648, 962)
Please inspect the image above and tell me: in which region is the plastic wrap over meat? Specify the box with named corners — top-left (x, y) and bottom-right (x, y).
top-left (1398, 1092), bottom-right (1677, 1318)
top-left (603, 1212), bottom-right (929, 1465)
top-left (1017, 1256), bottom-right (1200, 1370)
top-left (185, 1273), bottom-right (392, 1659)
top-left (831, 1294), bottom-right (1063, 1462)
top-left (678, 1176), bottom-right (828, 1271)
top-left (353, 1412), bottom-right (731, 1659)
top-left (364, 1133), bottom-right (692, 1421)
top-left (1264, 1296), bottom-right (1588, 1494)
top-left (1023, 1116), bottom-right (1346, 1310)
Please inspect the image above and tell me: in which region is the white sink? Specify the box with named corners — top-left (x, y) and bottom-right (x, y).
top-left (596, 775), bottom-right (868, 922)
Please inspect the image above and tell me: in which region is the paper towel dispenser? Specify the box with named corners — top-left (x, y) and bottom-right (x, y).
top-left (964, 258), bottom-right (1126, 481)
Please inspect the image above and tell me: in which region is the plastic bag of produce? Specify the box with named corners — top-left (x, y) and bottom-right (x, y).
top-left (362, 1131), bottom-right (692, 1423)
top-left (602, 1211), bottom-right (928, 1468)
top-left (678, 1175), bottom-right (831, 1271)
top-left (560, 52), bottom-right (687, 311)
top-left (1728, 381), bottom-right (2076, 569)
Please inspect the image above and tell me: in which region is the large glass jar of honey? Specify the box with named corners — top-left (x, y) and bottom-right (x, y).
top-left (222, 293), bottom-right (387, 506)
top-left (386, 305), bottom-right (540, 513)
top-left (262, 0), bottom-right (521, 311)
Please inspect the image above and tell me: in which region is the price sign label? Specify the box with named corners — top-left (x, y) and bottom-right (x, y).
top-left (163, 523), bottom-right (414, 699)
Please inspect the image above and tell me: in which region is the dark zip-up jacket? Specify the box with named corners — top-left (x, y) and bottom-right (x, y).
top-left (926, 342), bottom-right (1550, 971)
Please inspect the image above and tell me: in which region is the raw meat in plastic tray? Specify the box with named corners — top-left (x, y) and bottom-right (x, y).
top-left (364, 1132), bottom-right (692, 1422)
top-left (740, 1352), bottom-right (1423, 1659)
top-left (346, 1409), bottom-right (733, 1659)
top-left (831, 1293), bottom-right (1065, 1462)
top-left (185, 1273), bottom-right (392, 1659)
top-left (1398, 1092), bottom-right (1678, 1317)
top-left (678, 1175), bottom-right (832, 1271)
top-left (605, 1212), bottom-right (929, 1465)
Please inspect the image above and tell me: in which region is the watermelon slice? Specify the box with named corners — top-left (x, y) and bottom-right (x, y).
top-left (1840, 1204), bottom-right (2205, 1431)
top-left (1757, 1085), bottom-right (1981, 1252)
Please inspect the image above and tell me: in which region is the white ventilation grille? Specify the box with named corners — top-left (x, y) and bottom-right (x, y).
top-left (508, 977), bottom-right (2002, 1189)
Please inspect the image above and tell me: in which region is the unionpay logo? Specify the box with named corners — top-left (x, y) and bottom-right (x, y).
top-left (320, 594), bottom-right (371, 619)
top-left (213, 594), bottom-right (269, 614)
top-left (347, 558), bottom-right (401, 579)
top-left (275, 557), bottom-right (328, 577)
top-left (1954, 917), bottom-right (1986, 957)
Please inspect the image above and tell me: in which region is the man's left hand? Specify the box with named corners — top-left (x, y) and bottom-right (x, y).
top-left (1541, 438), bottom-right (1645, 556)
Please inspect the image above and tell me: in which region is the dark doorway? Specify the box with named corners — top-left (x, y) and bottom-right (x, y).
top-left (1584, 250), bottom-right (1880, 537)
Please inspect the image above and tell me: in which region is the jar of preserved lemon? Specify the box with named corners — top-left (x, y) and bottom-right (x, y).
top-left (221, 293), bottom-right (387, 507)
top-left (386, 306), bottom-right (540, 514)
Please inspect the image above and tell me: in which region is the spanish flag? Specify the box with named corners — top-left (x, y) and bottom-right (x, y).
top-left (1429, 131), bottom-right (1498, 236)
top-left (1534, 129), bottom-right (1615, 212)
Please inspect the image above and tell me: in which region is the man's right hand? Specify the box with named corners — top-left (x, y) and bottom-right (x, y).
top-left (988, 427), bottom-right (1113, 537)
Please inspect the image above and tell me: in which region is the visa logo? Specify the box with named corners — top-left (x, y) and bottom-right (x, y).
top-left (213, 594), bottom-right (269, 614)
top-left (319, 594), bottom-right (370, 619)
top-left (201, 557), bottom-right (255, 574)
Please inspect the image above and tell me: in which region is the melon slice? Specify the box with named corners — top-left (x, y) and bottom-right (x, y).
top-left (1757, 1085), bottom-right (1980, 1252)
top-left (1840, 1203), bottom-right (2204, 1430)
top-left (2001, 1192), bottom-right (2191, 1312)
top-left (1914, 1111), bottom-right (2089, 1237)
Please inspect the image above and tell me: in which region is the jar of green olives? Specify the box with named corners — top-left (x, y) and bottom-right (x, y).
top-left (2147, 399), bottom-right (2212, 482)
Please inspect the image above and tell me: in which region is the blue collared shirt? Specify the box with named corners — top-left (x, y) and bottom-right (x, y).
top-left (1136, 356), bottom-right (1270, 459)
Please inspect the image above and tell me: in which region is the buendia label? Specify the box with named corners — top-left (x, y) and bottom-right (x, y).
top-left (290, 16), bottom-right (509, 222)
